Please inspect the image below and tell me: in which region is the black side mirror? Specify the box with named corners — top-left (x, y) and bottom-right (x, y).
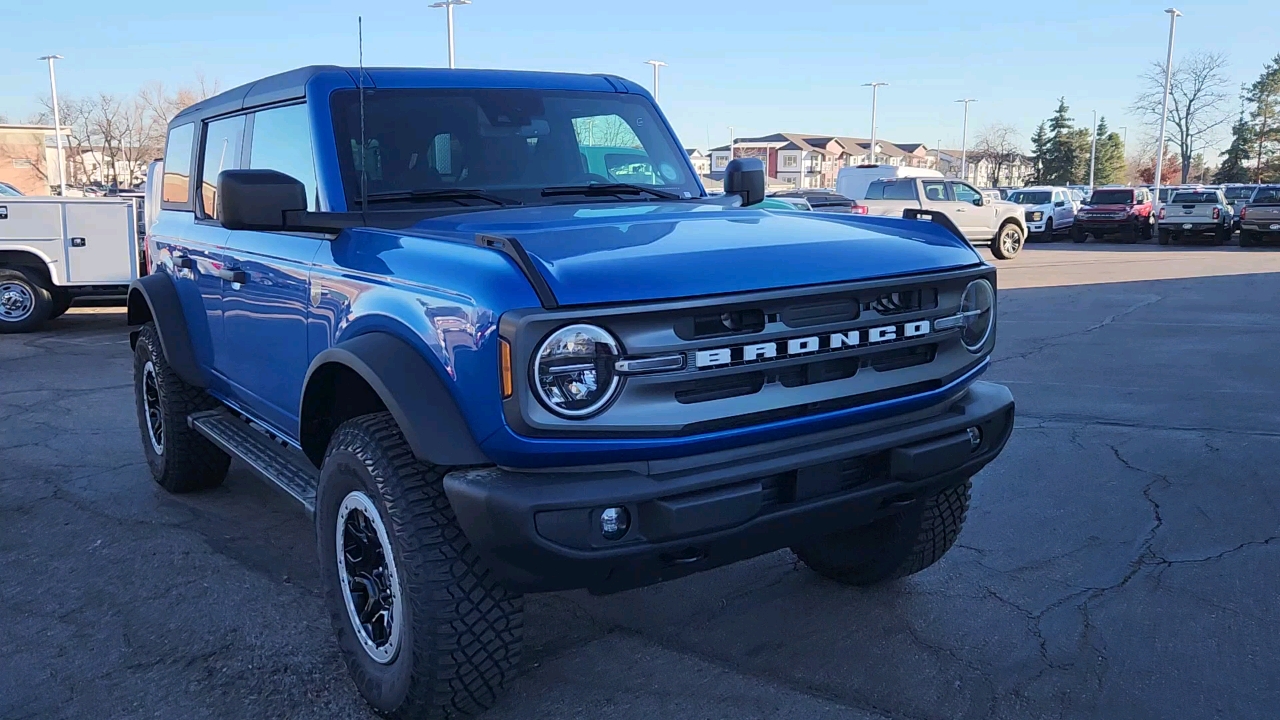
top-left (1054, 200), bottom-right (1066, 207)
top-left (724, 157), bottom-right (765, 207)
top-left (972, 197), bottom-right (985, 207)
top-left (217, 169), bottom-right (307, 231)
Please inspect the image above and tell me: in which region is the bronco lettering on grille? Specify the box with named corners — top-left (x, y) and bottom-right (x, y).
top-left (694, 321), bottom-right (932, 369)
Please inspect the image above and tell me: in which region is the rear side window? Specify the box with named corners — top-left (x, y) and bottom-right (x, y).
top-left (873, 180), bottom-right (917, 200)
top-left (199, 116), bottom-right (246, 219)
top-left (249, 104), bottom-right (319, 211)
top-left (161, 123), bottom-right (195, 207)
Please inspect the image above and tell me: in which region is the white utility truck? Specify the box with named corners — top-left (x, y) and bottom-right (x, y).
top-left (0, 196), bottom-right (141, 332)
top-left (836, 164), bottom-right (944, 201)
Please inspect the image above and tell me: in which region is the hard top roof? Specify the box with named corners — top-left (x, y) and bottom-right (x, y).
top-left (170, 65), bottom-right (641, 127)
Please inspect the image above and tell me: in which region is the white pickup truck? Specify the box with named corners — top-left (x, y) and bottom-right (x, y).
top-left (0, 196), bottom-right (142, 332)
top-left (858, 177), bottom-right (1028, 259)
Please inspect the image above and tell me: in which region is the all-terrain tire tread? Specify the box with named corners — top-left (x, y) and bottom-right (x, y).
top-left (325, 412), bottom-right (523, 719)
top-left (133, 322), bottom-right (230, 492)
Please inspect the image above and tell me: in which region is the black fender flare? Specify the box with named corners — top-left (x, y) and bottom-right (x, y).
top-left (301, 332), bottom-right (490, 467)
top-left (126, 273), bottom-right (209, 388)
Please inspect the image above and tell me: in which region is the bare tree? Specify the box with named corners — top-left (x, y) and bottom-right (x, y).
top-left (971, 123), bottom-right (1023, 186)
top-left (1132, 50), bottom-right (1234, 182)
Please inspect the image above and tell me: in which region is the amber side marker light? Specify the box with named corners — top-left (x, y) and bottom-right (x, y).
top-left (499, 339), bottom-right (513, 398)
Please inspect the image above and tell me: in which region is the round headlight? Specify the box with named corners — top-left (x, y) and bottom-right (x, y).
top-left (960, 279), bottom-right (995, 352)
top-left (533, 324), bottom-right (621, 418)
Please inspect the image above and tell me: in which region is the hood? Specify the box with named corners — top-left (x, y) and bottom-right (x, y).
top-left (404, 202), bottom-right (983, 306)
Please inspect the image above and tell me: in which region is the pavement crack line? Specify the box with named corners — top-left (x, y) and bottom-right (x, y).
top-left (991, 293), bottom-right (1163, 365)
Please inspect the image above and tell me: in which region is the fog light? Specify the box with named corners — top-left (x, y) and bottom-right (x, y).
top-left (967, 426), bottom-right (983, 451)
top-left (600, 507), bottom-right (630, 541)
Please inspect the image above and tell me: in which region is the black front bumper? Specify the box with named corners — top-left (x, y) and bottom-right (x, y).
top-left (1077, 219), bottom-right (1138, 236)
top-left (444, 382), bottom-right (1015, 595)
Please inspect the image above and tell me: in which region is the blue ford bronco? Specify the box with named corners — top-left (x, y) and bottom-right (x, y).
top-left (128, 66), bottom-right (1014, 718)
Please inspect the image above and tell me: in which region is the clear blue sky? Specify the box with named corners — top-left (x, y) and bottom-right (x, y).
top-left (3, 0), bottom-right (1277, 156)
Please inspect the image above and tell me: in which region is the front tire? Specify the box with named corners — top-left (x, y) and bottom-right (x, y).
top-left (0, 268), bottom-right (53, 333)
top-left (48, 290), bottom-right (73, 320)
top-left (317, 412), bottom-right (524, 720)
top-left (990, 222), bottom-right (1024, 260)
top-left (793, 480), bottom-right (971, 586)
top-left (132, 322), bottom-right (231, 492)
top-left (1072, 225), bottom-right (1088, 243)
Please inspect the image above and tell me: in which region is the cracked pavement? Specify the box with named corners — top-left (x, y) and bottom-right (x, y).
top-left (3, 245), bottom-right (1280, 719)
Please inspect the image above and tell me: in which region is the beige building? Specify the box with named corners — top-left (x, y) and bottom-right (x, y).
top-left (0, 124), bottom-right (70, 195)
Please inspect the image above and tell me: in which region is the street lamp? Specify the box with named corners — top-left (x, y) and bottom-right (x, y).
top-left (1153, 8), bottom-right (1181, 211)
top-left (38, 54), bottom-right (66, 197)
top-left (1089, 110), bottom-right (1098, 189)
top-left (644, 60), bottom-right (667, 102)
top-left (429, 0), bottom-right (471, 69)
top-left (863, 82), bottom-right (888, 165)
top-left (956, 99), bottom-right (976, 181)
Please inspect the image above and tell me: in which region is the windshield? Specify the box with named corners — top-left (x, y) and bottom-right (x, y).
top-left (329, 88), bottom-right (701, 208)
top-left (1007, 191), bottom-right (1051, 205)
top-left (1224, 186), bottom-right (1257, 200)
top-left (1089, 189), bottom-right (1135, 205)
top-left (1171, 191), bottom-right (1218, 204)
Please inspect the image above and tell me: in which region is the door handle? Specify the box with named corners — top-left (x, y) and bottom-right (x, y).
top-left (173, 257), bottom-right (194, 270)
top-left (218, 268), bottom-right (248, 284)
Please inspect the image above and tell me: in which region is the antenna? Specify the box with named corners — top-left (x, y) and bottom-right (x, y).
top-left (358, 16), bottom-right (368, 220)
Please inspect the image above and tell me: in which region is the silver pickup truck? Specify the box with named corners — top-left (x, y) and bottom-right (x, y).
top-left (1239, 185), bottom-right (1280, 247)
top-left (1156, 189), bottom-right (1233, 246)
top-left (860, 177), bottom-right (1027, 259)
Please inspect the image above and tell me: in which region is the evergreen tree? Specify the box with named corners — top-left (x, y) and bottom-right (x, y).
top-left (1040, 98), bottom-right (1078, 185)
top-left (1093, 117), bottom-right (1126, 185)
top-left (1029, 123), bottom-right (1049, 182)
top-left (1247, 53), bottom-right (1280, 182)
top-left (1214, 114), bottom-right (1254, 184)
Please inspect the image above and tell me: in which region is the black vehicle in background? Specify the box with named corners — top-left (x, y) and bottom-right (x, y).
top-left (772, 189), bottom-right (867, 214)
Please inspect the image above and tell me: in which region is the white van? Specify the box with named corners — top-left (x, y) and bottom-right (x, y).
top-left (836, 164), bottom-right (944, 201)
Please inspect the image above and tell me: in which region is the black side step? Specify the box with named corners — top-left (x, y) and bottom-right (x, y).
top-left (188, 409), bottom-right (318, 514)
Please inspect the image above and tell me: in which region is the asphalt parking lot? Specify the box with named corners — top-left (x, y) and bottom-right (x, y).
top-left (3, 243), bottom-right (1280, 720)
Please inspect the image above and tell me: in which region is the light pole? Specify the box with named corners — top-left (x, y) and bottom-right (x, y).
top-left (38, 55), bottom-right (66, 196)
top-left (863, 82), bottom-right (888, 165)
top-left (644, 60), bottom-right (667, 101)
top-left (956, 98), bottom-right (975, 181)
top-left (1088, 110), bottom-right (1098, 189)
top-left (429, 0), bottom-right (471, 69)
top-left (1153, 8), bottom-right (1181, 210)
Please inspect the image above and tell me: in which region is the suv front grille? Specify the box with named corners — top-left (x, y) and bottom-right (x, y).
top-left (677, 378), bottom-right (944, 436)
top-left (501, 267), bottom-right (992, 439)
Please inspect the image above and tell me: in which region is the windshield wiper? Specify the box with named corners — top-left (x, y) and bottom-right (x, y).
top-left (540, 183), bottom-right (681, 200)
top-left (358, 188), bottom-right (521, 207)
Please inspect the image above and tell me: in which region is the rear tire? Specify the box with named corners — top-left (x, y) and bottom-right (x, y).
top-left (1158, 229), bottom-right (1171, 245)
top-left (1214, 226), bottom-right (1231, 246)
top-left (1239, 230), bottom-right (1256, 248)
top-left (317, 412), bottom-right (524, 720)
top-left (990, 222), bottom-right (1024, 260)
top-left (0, 267), bottom-right (53, 333)
top-left (793, 480), bottom-right (972, 586)
top-left (132, 322), bottom-right (231, 492)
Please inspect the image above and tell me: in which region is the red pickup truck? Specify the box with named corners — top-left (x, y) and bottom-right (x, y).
top-left (1072, 187), bottom-right (1155, 244)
